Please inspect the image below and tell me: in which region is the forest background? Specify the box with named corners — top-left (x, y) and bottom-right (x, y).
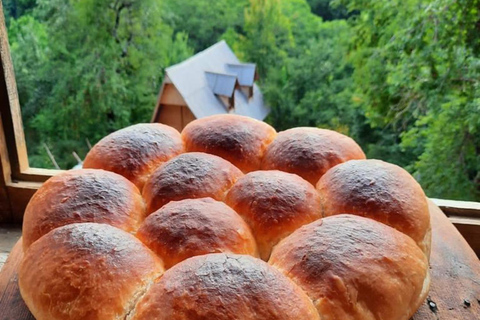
top-left (2, 0), bottom-right (479, 201)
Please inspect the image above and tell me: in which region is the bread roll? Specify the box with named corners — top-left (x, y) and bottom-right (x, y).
top-left (261, 127), bottom-right (365, 185)
top-left (22, 169), bottom-right (145, 251)
top-left (83, 123), bottom-right (184, 190)
top-left (316, 159), bottom-right (431, 255)
top-left (225, 170), bottom-right (322, 260)
top-left (136, 198), bottom-right (258, 268)
top-left (182, 114), bottom-right (277, 172)
top-left (19, 223), bottom-right (164, 320)
top-left (143, 152), bottom-right (243, 214)
top-left (269, 215), bottom-right (430, 320)
top-left (130, 253), bottom-right (320, 320)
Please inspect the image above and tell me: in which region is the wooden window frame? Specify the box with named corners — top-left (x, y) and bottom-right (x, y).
top-left (0, 3), bottom-right (62, 223)
top-left (0, 3), bottom-right (478, 255)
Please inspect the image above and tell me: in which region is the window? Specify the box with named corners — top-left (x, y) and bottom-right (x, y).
top-left (0, 3), bottom-right (60, 223)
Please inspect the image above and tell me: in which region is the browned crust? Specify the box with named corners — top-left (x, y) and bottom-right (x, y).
top-left (83, 123), bottom-right (185, 190)
top-left (136, 198), bottom-right (258, 269)
top-left (19, 223), bottom-right (164, 320)
top-left (269, 215), bottom-right (430, 320)
top-left (142, 152), bottom-right (243, 214)
top-left (130, 253), bottom-right (320, 320)
top-left (22, 169), bottom-right (145, 251)
top-left (316, 159), bottom-right (431, 254)
top-left (261, 127), bottom-right (366, 185)
top-left (225, 170), bottom-right (322, 260)
top-left (182, 114), bottom-right (277, 173)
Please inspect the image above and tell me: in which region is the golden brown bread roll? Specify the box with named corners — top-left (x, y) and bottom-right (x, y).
top-left (130, 253), bottom-right (320, 320)
top-left (143, 152), bottom-right (243, 214)
top-left (136, 197), bottom-right (259, 269)
top-left (22, 169), bottom-right (145, 251)
top-left (261, 127), bottom-right (366, 185)
top-left (316, 159), bottom-right (431, 255)
top-left (19, 223), bottom-right (164, 320)
top-left (269, 215), bottom-right (430, 320)
top-left (225, 170), bottom-right (322, 260)
top-left (182, 114), bottom-right (277, 172)
top-left (83, 123), bottom-right (184, 190)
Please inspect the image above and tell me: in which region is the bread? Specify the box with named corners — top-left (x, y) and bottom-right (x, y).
top-left (225, 170), bottom-right (322, 260)
top-left (19, 117), bottom-right (431, 320)
top-left (19, 223), bottom-right (164, 320)
top-left (130, 253), bottom-right (321, 320)
top-left (182, 114), bottom-right (277, 172)
top-left (269, 215), bottom-right (430, 320)
top-left (142, 152), bottom-right (243, 214)
top-left (316, 159), bottom-right (431, 255)
top-left (261, 127), bottom-right (366, 185)
top-left (83, 123), bottom-right (184, 190)
top-left (136, 197), bottom-right (258, 269)
top-left (22, 169), bottom-right (145, 251)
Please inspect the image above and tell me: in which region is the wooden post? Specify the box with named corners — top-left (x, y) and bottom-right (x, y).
top-left (0, 2), bottom-right (30, 178)
top-left (0, 2), bottom-right (15, 223)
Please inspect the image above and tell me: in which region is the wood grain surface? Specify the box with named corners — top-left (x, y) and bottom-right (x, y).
top-left (0, 239), bottom-right (34, 320)
top-left (0, 201), bottom-right (478, 320)
top-left (411, 201), bottom-right (480, 320)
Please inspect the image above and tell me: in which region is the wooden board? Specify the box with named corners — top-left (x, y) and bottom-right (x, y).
top-left (430, 198), bottom-right (480, 257)
top-left (0, 201), bottom-right (479, 320)
top-left (0, 239), bottom-right (34, 320)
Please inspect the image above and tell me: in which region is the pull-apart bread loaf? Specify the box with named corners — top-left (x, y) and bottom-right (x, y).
top-left (262, 127), bottom-right (366, 185)
top-left (19, 223), bottom-right (164, 320)
top-left (182, 114), bottom-right (277, 172)
top-left (142, 152), bottom-right (243, 214)
top-left (19, 118), bottom-right (431, 320)
top-left (130, 253), bottom-right (320, 320)
top-left (316, 159), bottom-right (431, 255)
top-left (225, 170), bottom-right (322, 260)
top-left (136, 197), bottom-right (258, 269)
top-left (83, 123), bottom-right (184, 190)
top-left (269, 215), bottom-right (430, 320)
top-left (22, 169), bottom-right (145, 251)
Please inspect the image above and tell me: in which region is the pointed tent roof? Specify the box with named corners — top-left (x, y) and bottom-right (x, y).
top-left (163, 41), bottom-right (270, 120)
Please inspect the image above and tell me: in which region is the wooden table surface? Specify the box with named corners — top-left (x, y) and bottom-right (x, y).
top-left (0, 201), bottom-right (479, 320)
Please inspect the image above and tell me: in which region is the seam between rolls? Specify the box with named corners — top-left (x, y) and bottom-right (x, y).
top-left (123, 271), bottom-right (164, 320)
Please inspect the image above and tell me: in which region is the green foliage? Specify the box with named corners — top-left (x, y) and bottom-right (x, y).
top-left (264, 21), bottom-right (360, 134)
top-left (306, 0), bottom-right (350, 20)
top-left (342, 0), bottom-right (480, 200)
top-left (233, 0), bottom-right (294, 76)
top-left (280, 0), bottom-right (323, 50)
top-left (164, 0), bottom-right (247, 52)
top-left (2, 0), bottom-right (36, 24)
top-left (402, 103), bottom-right (480, 199)
top-left (8, 0), bottom-right (193, 168)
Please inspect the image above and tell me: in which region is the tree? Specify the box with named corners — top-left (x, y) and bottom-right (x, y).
top-left (264, 21), bottom-right (361, 134)
top-left (342, 0), bottom-right (480, 200)
top-left (8, 0), bottom-right (193, 169)
top-left (2, 0), bottom-right (36, 23)
top-left (280, 0), bottom-right (322, 50)
top-left (306, 0), bottom-right (350, 20)
top-left (234, 0), bottom-right (294, 77)
top-left (164, 0), bottom-right (247, 52)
